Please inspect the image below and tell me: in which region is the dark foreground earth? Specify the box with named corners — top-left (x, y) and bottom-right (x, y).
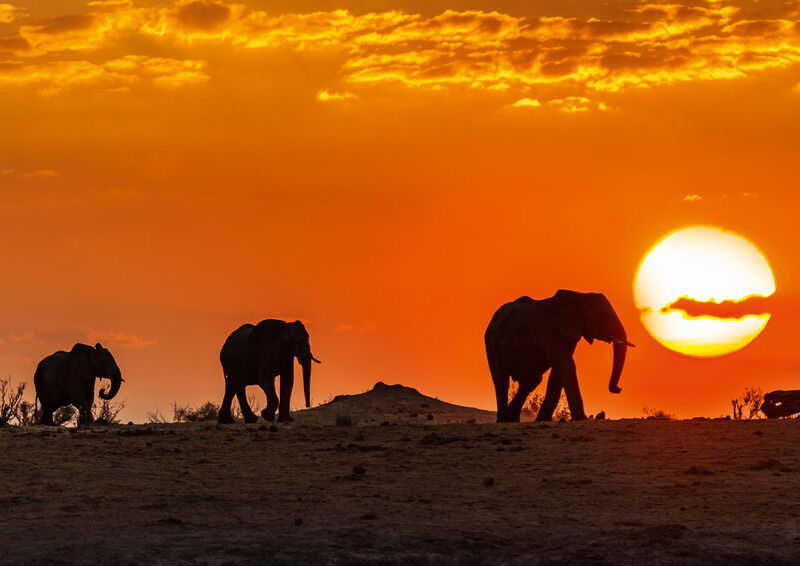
top-left (1, 417), bottom-right (799, 565)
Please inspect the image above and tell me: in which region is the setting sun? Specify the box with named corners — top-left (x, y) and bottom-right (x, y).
top-left (634, 227), bottom-right (776, 357)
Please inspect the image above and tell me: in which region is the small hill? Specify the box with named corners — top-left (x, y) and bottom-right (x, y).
top-left (295, 381), bottom-right (495, 425)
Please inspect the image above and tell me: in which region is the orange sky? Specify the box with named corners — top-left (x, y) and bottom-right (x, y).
top-left (1, 0), bottom-right (799, 421)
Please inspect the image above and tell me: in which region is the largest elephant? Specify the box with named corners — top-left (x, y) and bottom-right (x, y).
top-left (219, 319), bottom-right (319, 424)
top-left (485, 290), bottom-right (633, 423)
top-left (34, 343), bottom-right (124, 425)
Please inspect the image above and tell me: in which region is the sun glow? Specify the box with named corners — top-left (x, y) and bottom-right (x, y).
top-left (634, 226), bottom-right (776, 357)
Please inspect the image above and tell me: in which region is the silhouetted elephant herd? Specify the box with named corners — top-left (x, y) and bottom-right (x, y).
top-left (32, 290), bottom-right (633, 425)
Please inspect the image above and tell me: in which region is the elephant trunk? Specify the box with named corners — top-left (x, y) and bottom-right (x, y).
top-left (609, 340), bottom-right (627, 394)
top-left (99, 371), bottom-right (122, 400)
top-left (302, 358), bottom-right (311, 408)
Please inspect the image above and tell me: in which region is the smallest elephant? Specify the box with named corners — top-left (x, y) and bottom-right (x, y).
top-left (34, 343), bottom-right (124, 425)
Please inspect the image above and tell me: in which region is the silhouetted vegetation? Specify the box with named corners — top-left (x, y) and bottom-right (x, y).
top-left (508, 380), bottom-right (571, 420)
top-left (173, 401), bottom-right (219, 422)
top-left (15, 400), bottom-right (37, 426)
top-left (643, 407), bottom-right (675, 420)
top-left (0, 375), bottom-right (26, 426)
top-left (93, 398), bottom-right (126, 424)
top-left (233, 392), bottom-right (261, 419)
top-left (53, 405), bottom-right (77, 426)
top-left (731, 386), bottom-right (764, 419)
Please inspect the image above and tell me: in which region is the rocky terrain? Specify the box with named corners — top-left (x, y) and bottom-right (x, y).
top-left (1, 383), bottom-right (798, 565)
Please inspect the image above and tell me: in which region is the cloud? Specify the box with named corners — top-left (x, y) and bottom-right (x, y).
top-left (335, 322), bottom-right (378, 332)
top-left (176, 1), bottom-right (231, 31)
top-left (661, 295), bottom-right (774, 320)
top-left (683, 194), bottom-right (703, 202)
top-left (22, 169), bottom-right (60, 178)
top-left (2, 2), bottom-right (800, 100)
top-left (0, 3), bottom-right (23, 24)
top-left (511, 98), bottom-right (541, 108)
top-left (316, 89), bottom-right (355, 101)
top-left (0, 56), bottom-right (208, 93)
top-left (4, 326), bottom-right (154, 349)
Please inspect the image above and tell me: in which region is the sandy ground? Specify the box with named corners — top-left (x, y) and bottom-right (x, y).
top-left (1, 388), bottom-right (799, 565)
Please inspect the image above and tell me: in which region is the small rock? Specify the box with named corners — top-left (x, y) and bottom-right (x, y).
top-left (595, 411), bottom-right (606, 420)
top-left (294, 518), bottom-right (303, 526)
top-left (483, 477), bottom-right (495, 487)
top-left (360, 512), bottom-right (377, 520)
top-left (380, 421), bottom-right (390, 426)
top-left (269, 425), bottom-right (278, 432)
top-left (427, 413), bottom-right (434, 421)
top-left (353, 464), bottom-right (366, 475)
top-left (173, 448), bottom-right (181, 454)
top-left (356, 435), bottom-right (365, 441)
top-left (127, 421), bottom-right (134, 426)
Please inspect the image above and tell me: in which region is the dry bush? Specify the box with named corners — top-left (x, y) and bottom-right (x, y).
top-left (15, 400), bottom-right (38, 426)
top-left (232, 392), bottom-right (262, 419)
top-left (508, 379), bottom-right (569, 420)
top-left (53, 405), bottom-right (77, 426)
top-left (0, 375), bottom-right (26, 426)
top-left (173, 401), bottom-right (219, 422)
top-left (732, 386), bottom-right (764, 419)
top-left (643, 407), bottom-right (674, 420)
top-left (93, 398), bottom-right (126, 424)
top-left (146, 408), bottom-right (169, 424)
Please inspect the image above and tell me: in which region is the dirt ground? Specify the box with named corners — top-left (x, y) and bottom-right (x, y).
top-left (1, 414), bottom-right (799, 565)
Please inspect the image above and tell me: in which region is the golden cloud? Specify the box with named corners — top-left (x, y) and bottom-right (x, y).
top-left (0, 55), bottom-right (207, 93)
top-left (1, 1), bottom-right (799, 101)
top-left (0, 3), bottom-right (23, 24)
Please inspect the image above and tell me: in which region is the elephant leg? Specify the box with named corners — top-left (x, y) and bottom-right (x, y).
top-left (552, 358), bottom-right (587, 421)
top-left (277, 368), bottom-right (294, 423)
top-left (236, 387), bottom-right (259, 424)
top-left (76, 401), bottom-right (94, 426)
top-left (218, 378), bottom-right (236, 424)
top-left (39, 402), bottom-right (55, 426)
top-left (506, 376), bottom-right (536, 423)
top-left (259, 378), bottom-right (278, 422)
top-left (536, 371), bottom-right (564, 422)
top-left (489, 361), bottom-right (510, 423)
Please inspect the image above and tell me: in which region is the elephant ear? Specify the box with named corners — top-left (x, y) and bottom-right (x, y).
top-left (548, 299), bottom-right (584, 345)
top-left (250, 320), bottom-right (291, 361)
top-left (68, 343), bottom-right (93, 379)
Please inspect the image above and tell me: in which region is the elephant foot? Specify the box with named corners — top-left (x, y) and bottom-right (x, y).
top-left (261, 408), bottom-right (276, 422)
top-left (277, 414), bottom-right (293, 423)
top-left (571, 413), bottom-right (588, 421)
top-left (218, 412), bottom-right (235, 424)
top-left (243, 413), bottom-right (259, 424)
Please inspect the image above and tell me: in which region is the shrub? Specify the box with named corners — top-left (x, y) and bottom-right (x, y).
top-left (643, 407), bottom-right (674, 420)
top-left (93, 399), bottom-right (126, 424)
top-left (0, 376), bottom-right (26, 426)
top-left (146, 408), bottom-right (169, 424)
top-left (53, 405), bottom-right (77, 426)
top-left (732, 386), bottom-right (764, 419)
top-left (15, 400), bottom-right (38, 426)
top-left (173, 401), bottom-right (219, 422)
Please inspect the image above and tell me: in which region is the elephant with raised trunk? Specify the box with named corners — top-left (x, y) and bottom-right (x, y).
top-left (219, 319), bottom-right (319, 424)
top-left (34, 343), bottom-right (124, 425)
top-left (485, 290), bottom-right (633, 423)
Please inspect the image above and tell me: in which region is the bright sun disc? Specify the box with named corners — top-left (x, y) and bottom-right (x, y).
top-left (634, 226), bottom-right (775, 357)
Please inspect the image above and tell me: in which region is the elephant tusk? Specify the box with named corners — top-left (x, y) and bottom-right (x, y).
top-left (613, 338), bottom-right (636, 348)
top-left (311, 356), bottom-right (322, 364)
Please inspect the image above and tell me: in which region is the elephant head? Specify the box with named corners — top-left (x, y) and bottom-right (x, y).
top-left (89, 343), bottom-right (123, 400)
top-left (251, 320), bottom-right (320, 408)
top-left (552, 290), bottom-right (634, 394)
top-left (286, 321), bottom-right (321, 408)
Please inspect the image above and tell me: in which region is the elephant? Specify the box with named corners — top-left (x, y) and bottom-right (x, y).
top-left (218, 319), bottom-right (320, 424)
top-left (34, 343), bottom-right (124, 426)
top-left (485, 290), bottom-right (634, 423)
